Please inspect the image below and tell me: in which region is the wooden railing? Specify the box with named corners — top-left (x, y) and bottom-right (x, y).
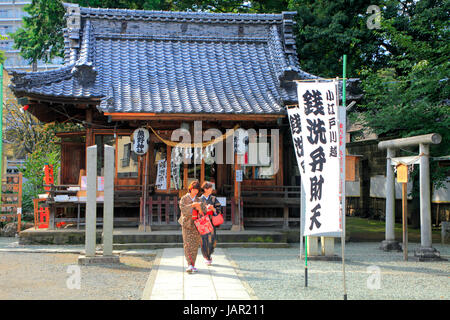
top-left (44, 184), bottom-right (153, 205)
top-left (140, 194), bottom-right (235, 227)
top-left (222, 185), bottom-right (302, 228)
top-left (42, 184), bottom-right (152, 229)
top-left (222, 184), bottom-right (301, 206)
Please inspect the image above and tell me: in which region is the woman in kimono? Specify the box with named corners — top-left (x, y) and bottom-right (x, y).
top-left (178, 180), bottom-right (207, 273)
top-left (199, 181), bottom-right (222, 266)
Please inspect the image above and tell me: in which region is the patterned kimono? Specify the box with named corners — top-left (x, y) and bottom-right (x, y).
top-left (178, 193), bottom-right (207, 267)
top-left (200, 194), bottom-right (222, 259)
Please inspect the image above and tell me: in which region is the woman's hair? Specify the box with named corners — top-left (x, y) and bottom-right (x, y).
top-left (201, 181), bottom-right (213, 191)
top-left (188, 180), bottom-right (201, 192)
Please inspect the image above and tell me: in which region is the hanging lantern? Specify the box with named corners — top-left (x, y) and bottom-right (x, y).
top-left (132, 128), bottom-right (150, 155)
top-left (234, 128), bottom-right (248, 155)
top-left (203, 145), bottom-right (215, 164)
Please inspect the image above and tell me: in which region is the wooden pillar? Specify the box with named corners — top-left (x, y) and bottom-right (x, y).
top-left (201, 153), bottom-right (205, 184)
top-left (85, 108), bottom-right (94, 147)
top-left (166, 145), bottom-right (171, 192)
top-left (84, 108), bottom-right (94, 184)
top-left (277, 132), bottom-right (283, 185)
top-left (231, 152), bottom-right (244, 231)
top-left (148, 140), bottom-right (156, 187)
top-left (283, 206), bottom-right (289, 230)
top-left (139, 152), bottom-right (151, 232)
top-left (183, 163), bottom-right (188, 191)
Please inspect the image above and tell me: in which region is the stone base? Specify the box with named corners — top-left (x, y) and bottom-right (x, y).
top-left (138, 224), bottom-right (152, 232)
top-left (230, 224), bottom-right (244, 232)
top-left (78, 254), bottom-right (121, 265)
top-left (413, 247), bottom-right (447, 262)
top-left (379, 240), bottom-right (402, 252)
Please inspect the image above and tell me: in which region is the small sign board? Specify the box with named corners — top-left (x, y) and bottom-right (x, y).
top-left (396, 164), bottom-right (408, 183)
top-left (235, 170), bottom-right (243, 182)
top-left (216, 197), bottom-right (226, 207)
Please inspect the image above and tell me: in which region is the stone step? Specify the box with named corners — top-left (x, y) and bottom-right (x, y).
top-left (19, 228), bottom-right (288, 245)
top-left (112, 242), bottom-right (290, 250)
top-left (113, 231), bottom-right (287, 244)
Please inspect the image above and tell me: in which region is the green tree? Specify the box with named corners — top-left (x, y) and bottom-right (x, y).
top-left (286, 0), bottom-right (398, 78)
top-left (171, 0), bottom-right (288, 13)
top-left (357, 0), bottom-right (449, 203)
top-left (11, 0), bottom-right (171, 71)
top-left (19, 122), bottom-right (83, 212)
top-left (11, 0), bottom-right (66, 70)
top-left (359, 0), bottom-right (449, 147)
top-left (74, 0), bottom-right (171, 10)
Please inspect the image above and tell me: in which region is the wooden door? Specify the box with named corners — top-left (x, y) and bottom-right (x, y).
top-left (61, 142), bottom-right (85, 185)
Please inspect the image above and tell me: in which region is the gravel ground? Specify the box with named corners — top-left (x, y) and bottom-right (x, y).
top-left (0, 237), bottom-right (154, 300)
top-left (1, 236), bottom-right (448, 300)
top-left (225, 242), bottom-right (450, 300)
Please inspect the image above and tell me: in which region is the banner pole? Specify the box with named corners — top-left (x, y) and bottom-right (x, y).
top-left (341, 55), bottom-right (348, 300)
top-left (305, 235), bottom-right (308, 287)
top-left (299, 183), bottom-right (303, 260)
top-left (0, 63), bottom-right (3, 199)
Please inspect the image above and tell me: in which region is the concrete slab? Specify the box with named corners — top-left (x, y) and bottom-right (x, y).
top-left (78, 254), bottom-right (120, 265)
top-left (143, 247), bottom-right (252, 300)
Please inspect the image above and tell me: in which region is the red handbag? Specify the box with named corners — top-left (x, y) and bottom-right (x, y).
top-left (211, 213), bottom-right (224, 226)
top-left (193, 212), bottom-right (214, 235)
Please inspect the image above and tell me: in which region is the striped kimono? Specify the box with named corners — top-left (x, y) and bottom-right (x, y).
top-left (178, 193), bottom-right (207, 267)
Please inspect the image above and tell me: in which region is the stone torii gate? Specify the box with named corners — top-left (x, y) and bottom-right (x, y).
top-left (378, 133), bottom-right (443, 260)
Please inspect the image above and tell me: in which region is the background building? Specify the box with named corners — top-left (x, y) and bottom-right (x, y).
top-left (0, 0), bottom-right (63, 71)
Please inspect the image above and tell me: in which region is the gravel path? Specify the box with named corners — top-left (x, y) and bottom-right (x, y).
top-left (0, 252), bottom-right (154, 300)
top-left (1, 236), bottom-right (449, 300)
top-left (0, 237), bottom-right (155, 300)
top-left (225, 242), bottom-right (450, 300)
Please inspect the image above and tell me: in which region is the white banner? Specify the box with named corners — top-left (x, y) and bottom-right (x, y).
top-left (289, 81), bottom-right (342, 236)
top-left (156, 159), bottom-right (182, 190)
top-left (155, 159), bottom-right (167, 190)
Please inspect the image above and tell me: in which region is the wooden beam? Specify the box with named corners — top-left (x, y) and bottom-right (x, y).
top-left (19, 93), bottom-right (101, 105)
top-left (55, 130), bottom-right (87, 137)
top-left (104, 112), bottom-right (285, 122)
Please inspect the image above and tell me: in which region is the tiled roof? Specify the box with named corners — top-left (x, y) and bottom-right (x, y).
top-left (9, 5), bottom-right (316, 115)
